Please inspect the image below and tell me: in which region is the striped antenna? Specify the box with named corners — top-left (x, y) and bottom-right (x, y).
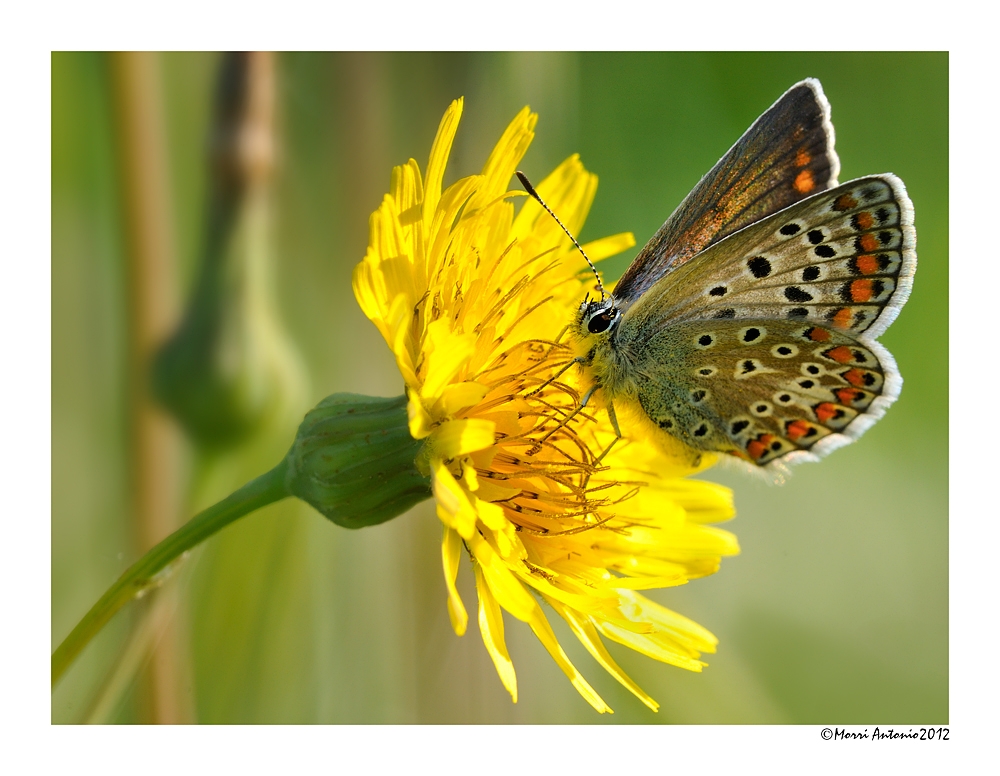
top-left (515, 171), bottom-right (606, 300)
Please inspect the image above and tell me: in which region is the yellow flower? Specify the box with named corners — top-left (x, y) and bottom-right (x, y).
top-left (353, 99), bottom-right (740, 713)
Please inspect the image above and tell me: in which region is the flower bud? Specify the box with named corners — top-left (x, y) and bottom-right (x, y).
top-left (153, 52), bottom-right (305, 449)
top-left (284, 393), bottom-right (431, 529)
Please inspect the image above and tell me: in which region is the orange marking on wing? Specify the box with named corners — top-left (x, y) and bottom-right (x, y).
top-left (795, 148), bottom-right (811, 167)
top-left (747, 433), bottom-right (775, 461)
top-left (794, 170), bottom-right (815, 194)
top-left (832, 308), bottom-right (853, 329)
top-left (843, 368), bottom-right (867, 387)
top-left (858, 233), bottom-right (879, 252)
top-left (850, 279), bottom-right (874, 302)
top-left (824, 345), bottom-right (854, 363)
top-left (814, 403), bottom-right (839, 423)
top-left (786, 419), bottom-right (811, 442)
top-left (836, 388), bottom-right (863, 405)
top-left (833, 194), bottom-right (858, 211)
top-left (854, 211), bottom-right (874, 230)
top-left (807, 327), bottom-right (831, 342)
top-left (856, 254), bottom-right (880, 274)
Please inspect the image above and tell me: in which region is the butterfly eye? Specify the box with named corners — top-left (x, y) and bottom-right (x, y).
top-left (586, 308), bottom-right (618, 334)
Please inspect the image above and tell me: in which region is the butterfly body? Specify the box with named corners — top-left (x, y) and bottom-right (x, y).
top-left (571, 79), bottom-right (915, 471)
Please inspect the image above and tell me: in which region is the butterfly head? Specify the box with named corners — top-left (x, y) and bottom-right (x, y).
top-left (578, 296), bottom-right (620, 336)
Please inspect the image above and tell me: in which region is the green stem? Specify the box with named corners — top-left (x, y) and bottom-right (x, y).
top-left (52, 458), bottom-right (290, 689)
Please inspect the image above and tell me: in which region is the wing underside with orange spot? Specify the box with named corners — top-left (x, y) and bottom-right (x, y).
top-left (613, 78), bottom-right (840, 304)
top-left (624, 175), bottom-right (916, 343)
top-left (627, 318), bottom-right (902, 469)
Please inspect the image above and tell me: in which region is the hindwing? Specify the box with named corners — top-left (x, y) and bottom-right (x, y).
top-left (628, 318), bottom-right (901, 467)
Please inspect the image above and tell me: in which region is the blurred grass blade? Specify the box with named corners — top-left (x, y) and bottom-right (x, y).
top-left (109, 50), bottom-right (188, 724)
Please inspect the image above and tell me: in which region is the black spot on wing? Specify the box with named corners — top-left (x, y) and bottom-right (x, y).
top-left (748, 257), bottom-right (772, 278)
top-left (784, 286), bottom-right (814, 303)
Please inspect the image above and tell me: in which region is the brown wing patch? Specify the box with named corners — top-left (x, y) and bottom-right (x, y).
top-left (613, 79), bottom-right (839, 304)
top-left (622, 318), bottom-right (901, 469)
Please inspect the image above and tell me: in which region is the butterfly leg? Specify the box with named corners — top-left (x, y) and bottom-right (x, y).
top-left (525, 356), bottom-right (585, 398)
top-left (527, 400), bottom-right (589, 454)
top-left (579, 386), bottom-right (622, 463)
top-left (594, 400), bottom-right (622, 464)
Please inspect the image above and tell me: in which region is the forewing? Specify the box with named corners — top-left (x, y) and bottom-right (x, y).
top-left (623, 175), bottom-right (916, 342)
top-left (630, 318), bottom-right (901, 468)
top-left (613, 79), bottom-right (839, 304)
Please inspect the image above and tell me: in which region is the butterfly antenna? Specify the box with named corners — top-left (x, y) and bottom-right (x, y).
top-left (516, 171), bottom-right (606, 300)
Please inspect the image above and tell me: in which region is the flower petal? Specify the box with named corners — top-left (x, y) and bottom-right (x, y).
top-left (441, 526), bottom-right (468, 636)
top-left (581, 232), bottom-right (636, 262)
top-left (526, 604), bottom-right (612, 714)
top-left (470, 106), bottom-right (536, 211)
top-left (438, 381), bottom-right (490, 416)
top-left (431, 418), bottom-right (496, 459)
top-left (596, 621), bottom-right (708, 672)
top-left (468, 532), bottom-right (536, 621)
top-left (432, 461), bottom-right (477, 539)
top-left (406, 387), bottom-right (433, 440)
top-left (550, 599), bottom-right (660, 712)
top-left (421, 319), bottom-right (476, 401)
top-left (474, 563), bottom-right (518, 702)
top-left (423, 98), bottom-right (463, 226)
top-left (354, 99), bottom-right (744, 712)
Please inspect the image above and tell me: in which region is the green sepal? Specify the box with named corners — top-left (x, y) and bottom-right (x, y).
top-left (284, 393), bottom-right (432, 528)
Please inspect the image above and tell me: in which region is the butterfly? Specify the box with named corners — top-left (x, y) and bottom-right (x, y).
top-left (525, 79), bottom-right (916, 472)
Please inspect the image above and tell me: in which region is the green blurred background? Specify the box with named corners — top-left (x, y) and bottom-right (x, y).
top-left (52, 52), bottom-right (947, 724)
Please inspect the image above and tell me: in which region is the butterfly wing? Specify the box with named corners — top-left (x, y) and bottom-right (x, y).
top-left (623, 175), bottom-right (916, 340)
top-left (617, 175), bottom-right (915, 468)
top-left (628, 318), bottom-right (901, 467)
top-left (613, 78), bottom-right (840, 305)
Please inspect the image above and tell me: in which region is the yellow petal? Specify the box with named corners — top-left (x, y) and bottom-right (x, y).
top-left (619, 589), bottom-right (719, 653)
top-left (423, 98), bottom-right (463, 226)
top-left (431, 418), bottom-right (495, 459)
top-left (596, 620), bottom-right (707, 672)
top-left (472, 478), bottom-right (521, 503)
top-left (406, 387), bottom-right (433, 440)
top-left (474, 563), bottom-right (518, 702)
top-left (442, 526), bottom-right (468, 636)
top-left (551, 600), bottom-right (659, 712)
top-left (663, 479), bottom-right (737, 524)
top-left (350, 261), bottom-right (387, 339)
top-left (387, 294), bottom-right (419, 386)
top-left (473, 496), bottom-right (506, 532)
top-left (421, 319), bottom-right (476, 400)
top-left (468, 532), bottom-right (536, 621)
top-left (432, 461), bottom-right (477, 539)
top-left (438, 381), bottom-right (490, 416)
top-left (510, 156), bottom-right (596, 262)
top-left (471, 106), bottom-right (536, 210)
top-left (526, 605), bottom-right (612, 714)
top-left (580, 232), bottom-right (636, 262)
top-left (392, 157), bottom-right (424, 215)
top-left (461, 458), bottom-right (479, 492)
top-left (603, 574), bottom-right (688, 590)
